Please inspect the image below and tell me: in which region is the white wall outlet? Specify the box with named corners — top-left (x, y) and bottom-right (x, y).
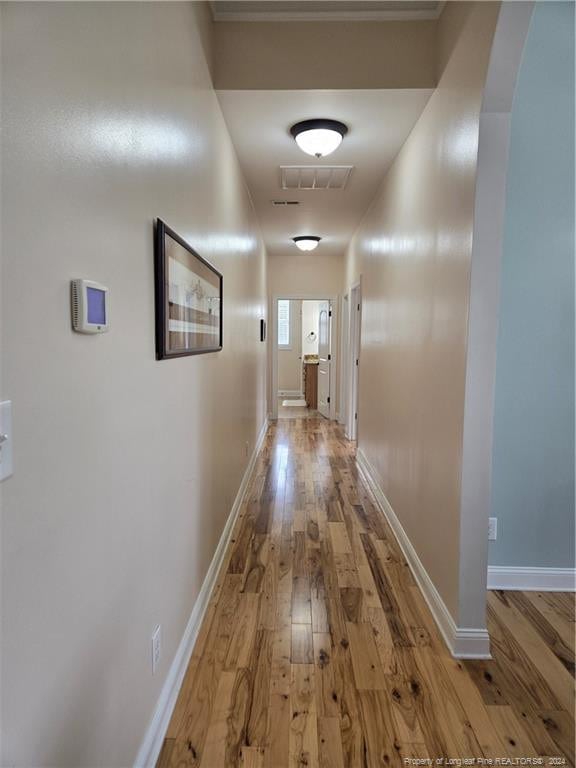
top-left (151, 624), bottom-right (161, 675)
top-left (0, 401), bottom-right (13, 481)
top-left (488, 517), bottom-right (498, 541)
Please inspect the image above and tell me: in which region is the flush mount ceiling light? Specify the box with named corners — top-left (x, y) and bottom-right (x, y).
top-left (293, 236), bottom-right (321, 252)
top-left (290, 119), bottom-right (348, 158)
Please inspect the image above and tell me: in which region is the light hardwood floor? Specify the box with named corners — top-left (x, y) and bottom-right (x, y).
top-left (158, 417), bottom-right (575, 768)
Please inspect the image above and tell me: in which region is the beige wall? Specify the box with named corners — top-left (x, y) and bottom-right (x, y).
top-left (278, 300), bottom-right (302, 393)
top-left (302, 301), bottom-right (320, 357)
top-left (0, 3), bottom-right (266, 766)
top-left (345, 2), bottom-right (499, 623)
top-left (214, 19), bottom-right (437, 90)
top-left (269, 252), bottom-right (345, 297)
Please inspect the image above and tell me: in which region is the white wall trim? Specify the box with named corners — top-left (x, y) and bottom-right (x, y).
top-left (457, 1), bottom-right (535, 631)
top-left (356, 448), bottom-right (491, 659)
top-left (488, 566), bottom-right (576, 592)
top-left (133, 417), bottom-right (269, 768)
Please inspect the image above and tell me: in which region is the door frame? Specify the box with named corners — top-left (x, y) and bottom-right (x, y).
top-left (338, 293), bottom-right (349, 427)
top-left (316, 299), bottom-right (332, 420)
top-left (271, 293), bottom-right (339, 421)
top-left (346, 281), bottom-right (362, 441)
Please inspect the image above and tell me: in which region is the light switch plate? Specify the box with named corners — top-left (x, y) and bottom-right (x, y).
top-left (0, 401), bottom-right (13, 481)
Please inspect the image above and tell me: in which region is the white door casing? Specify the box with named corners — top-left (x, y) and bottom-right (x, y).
top-left (339, 294), bottom-right (349, 426)
top-left (317, 300), bottom-right (331, 419)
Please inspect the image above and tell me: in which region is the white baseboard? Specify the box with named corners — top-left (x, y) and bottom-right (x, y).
top-left (488, 566), bottom-right (576, 592)
top-left (278, 389), bottom-right (303, 397)
top-left (134, 417), bottom-right (269, 768)
top-left (356, 449), bottom-right (491, 659)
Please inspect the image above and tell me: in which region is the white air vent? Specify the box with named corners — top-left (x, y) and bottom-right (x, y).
top-left (211, 2), bottom-right (444, 22)
top-left (280, 165), bottom-right (354, 191)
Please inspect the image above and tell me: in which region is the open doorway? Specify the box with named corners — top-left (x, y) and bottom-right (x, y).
top-left (271, 294), bottom-right (338, 421)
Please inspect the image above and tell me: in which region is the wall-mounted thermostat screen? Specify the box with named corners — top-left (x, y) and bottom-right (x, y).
top-left (87, 287), bottom-right (106, 325)
top-left (71, 279), bottom-right (109, 334)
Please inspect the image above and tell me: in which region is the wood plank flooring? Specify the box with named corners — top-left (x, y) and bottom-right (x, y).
top-left (158, 417), bottom-right (575, 768)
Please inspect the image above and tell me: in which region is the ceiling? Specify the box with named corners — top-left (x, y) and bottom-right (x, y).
top-left (211, 1), bottom-right (444, 21)
top-left (216, 89), bottom-right (432, 259)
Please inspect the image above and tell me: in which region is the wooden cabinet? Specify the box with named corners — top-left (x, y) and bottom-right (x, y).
top-left (304, 362), bottom-right (318, 410)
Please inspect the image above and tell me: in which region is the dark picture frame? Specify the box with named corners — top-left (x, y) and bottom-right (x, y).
top-left (154, 219), bottom-right (223, 360)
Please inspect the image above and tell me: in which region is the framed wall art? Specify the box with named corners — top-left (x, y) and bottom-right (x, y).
top-left (154, 219), bottom-right (223, 359)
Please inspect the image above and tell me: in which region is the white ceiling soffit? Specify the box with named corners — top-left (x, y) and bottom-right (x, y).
top-left (216, 89), bottom-right (433, 259)
top-left (281, 165), bottom-right (354, 190)
top-left (210, 1), bottom-right (444, 22)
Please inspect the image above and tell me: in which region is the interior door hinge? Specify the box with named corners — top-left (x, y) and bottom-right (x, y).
top-left (328, 354), bottom-right (331, 361)
top-left (329, 310), bottom-right (332, 317)
top-left (327, 396), bottom-right (331, 404)
top-left (357, 304), bottom-right (360, 311)
top-left (356, 359), bottom-right (359, 366)
top-left (355, 412), bottom-right (358, 420)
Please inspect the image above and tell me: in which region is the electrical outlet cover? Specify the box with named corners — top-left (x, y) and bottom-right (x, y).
top-left (488, 517), bottom-right (498, 541)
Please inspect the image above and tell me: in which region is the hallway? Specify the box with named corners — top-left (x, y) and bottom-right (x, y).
top-left (158, 417), bottom-right (575, 768)
top-left (1, 1), bottom-right (574, 764)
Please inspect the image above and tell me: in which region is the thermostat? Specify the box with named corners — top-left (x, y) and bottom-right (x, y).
top-left (71, 279), bottom-right (109, 333)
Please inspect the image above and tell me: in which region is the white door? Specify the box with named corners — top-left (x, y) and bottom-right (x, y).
top-left (318, 300), bottom-right (331, 419)
top-left (348, 285), bottom-right (361, 440)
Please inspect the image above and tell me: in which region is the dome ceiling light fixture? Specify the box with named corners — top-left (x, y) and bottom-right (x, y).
top-left (293, 236), bottom-right (321, 252)
top-left (290, 119), bottom-right (348, 158)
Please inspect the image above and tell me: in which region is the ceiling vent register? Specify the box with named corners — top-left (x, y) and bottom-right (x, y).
top-left (280, 165), bottom-right (354, 191)
top-left (211, 1), bottom-right (443, 22)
